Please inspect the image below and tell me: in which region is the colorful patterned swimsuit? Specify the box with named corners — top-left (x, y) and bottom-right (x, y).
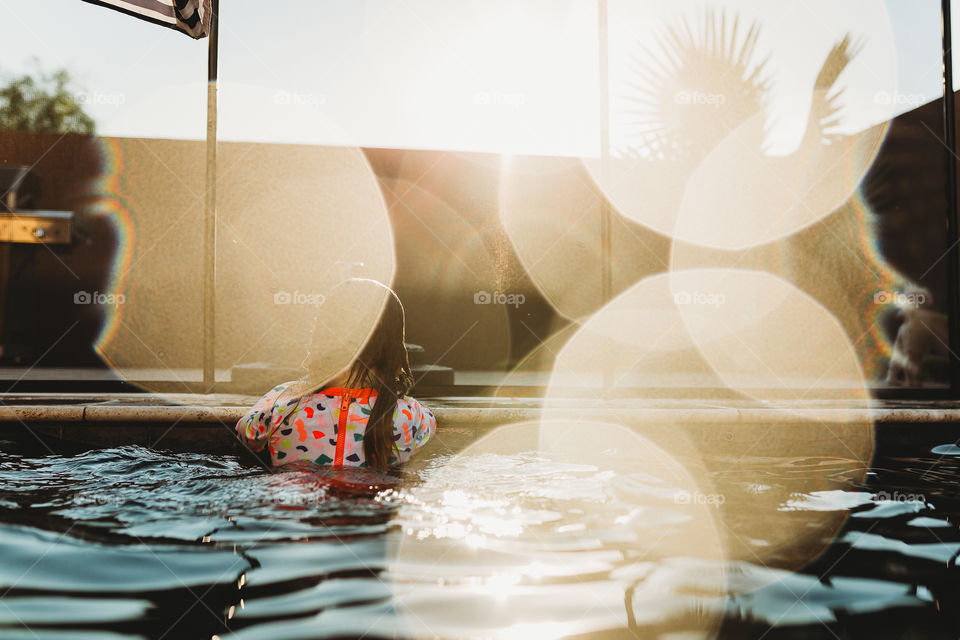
top-left (236, 382), bottom-right (437, 467)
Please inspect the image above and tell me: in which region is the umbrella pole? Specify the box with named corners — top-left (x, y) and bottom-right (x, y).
top-left (202, 0), bottom-right (219, 391)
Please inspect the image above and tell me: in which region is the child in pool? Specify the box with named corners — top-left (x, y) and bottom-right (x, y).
top-left (236, 279), bottom-right (436, 469)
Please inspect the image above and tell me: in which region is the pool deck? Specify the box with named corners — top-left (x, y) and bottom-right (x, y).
top-left (2, 393), bottom-right (959, 454)
top-left (0, 392), bottom-right (958, 425)
top-left (0, 392), bottom-right (957, 422)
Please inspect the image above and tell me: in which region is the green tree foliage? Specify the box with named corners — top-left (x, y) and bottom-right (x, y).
top-left (0, 67), bottom-right (96, 134)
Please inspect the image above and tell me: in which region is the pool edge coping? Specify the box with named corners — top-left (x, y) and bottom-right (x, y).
top-left (0, 401), bottom-right (958, 424)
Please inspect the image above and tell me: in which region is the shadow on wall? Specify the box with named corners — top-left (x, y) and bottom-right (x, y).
top-left (0, 131), bottom-right (115, 366)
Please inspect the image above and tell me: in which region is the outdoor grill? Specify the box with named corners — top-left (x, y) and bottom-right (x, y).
top-left (0, 166), bottom-right (73, 244)
top-left (0, 166), bottom-right (75, 362)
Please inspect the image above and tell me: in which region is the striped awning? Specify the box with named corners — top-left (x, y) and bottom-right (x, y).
top-left (80, 0), bottom-right (212, 39)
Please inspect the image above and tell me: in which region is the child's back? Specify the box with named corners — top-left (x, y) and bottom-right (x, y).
top-left (237, 382), bottom-right (436, 467)
top-left (237, 278), bottom-right (435, 469)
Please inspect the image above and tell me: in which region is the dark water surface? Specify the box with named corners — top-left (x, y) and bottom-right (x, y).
top-left (1, 431), bottom-right (959, 639)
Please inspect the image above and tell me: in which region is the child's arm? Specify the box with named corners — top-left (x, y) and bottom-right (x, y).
top-left (236, 383), bottom-right (293, 452)
top-left (392, 396), bottom-right (438, 462)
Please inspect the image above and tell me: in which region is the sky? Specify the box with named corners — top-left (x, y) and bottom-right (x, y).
top-left (0, 0), bottom-right (950, 157)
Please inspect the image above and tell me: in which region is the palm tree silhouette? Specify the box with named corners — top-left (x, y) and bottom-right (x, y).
top-left (619, 9), bottom-right (772, 164)
top-left (619, 10), bottom-right (862, 173)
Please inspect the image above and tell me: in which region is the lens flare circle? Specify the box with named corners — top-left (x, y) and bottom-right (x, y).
top-left (542, 270), bottom-right (874, 569)
top-left (390, 419), bottom-right (727, 639)
top-left (92, 127), bottom-right (394, 397)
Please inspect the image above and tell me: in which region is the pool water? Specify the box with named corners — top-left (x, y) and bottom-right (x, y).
top-left (1, 431), bottom-right (960, 639)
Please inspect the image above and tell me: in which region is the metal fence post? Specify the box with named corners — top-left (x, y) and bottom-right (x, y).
top-left (942, 0), bottom-right (960, 396)
top-left (202, 0), bottom-right (219, 391)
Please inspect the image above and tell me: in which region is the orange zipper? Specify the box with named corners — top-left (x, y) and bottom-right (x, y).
top-left (334, 391), bottom-right (351, 467)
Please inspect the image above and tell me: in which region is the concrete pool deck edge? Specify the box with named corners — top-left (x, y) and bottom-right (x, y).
top-left (1, 393), bottom-right (959, 425)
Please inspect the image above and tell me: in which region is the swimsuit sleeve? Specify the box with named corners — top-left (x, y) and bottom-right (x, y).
top-left (392, 395), bottom-right (438, 463)
top-left (236, 382), bottom-right (293, 452)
